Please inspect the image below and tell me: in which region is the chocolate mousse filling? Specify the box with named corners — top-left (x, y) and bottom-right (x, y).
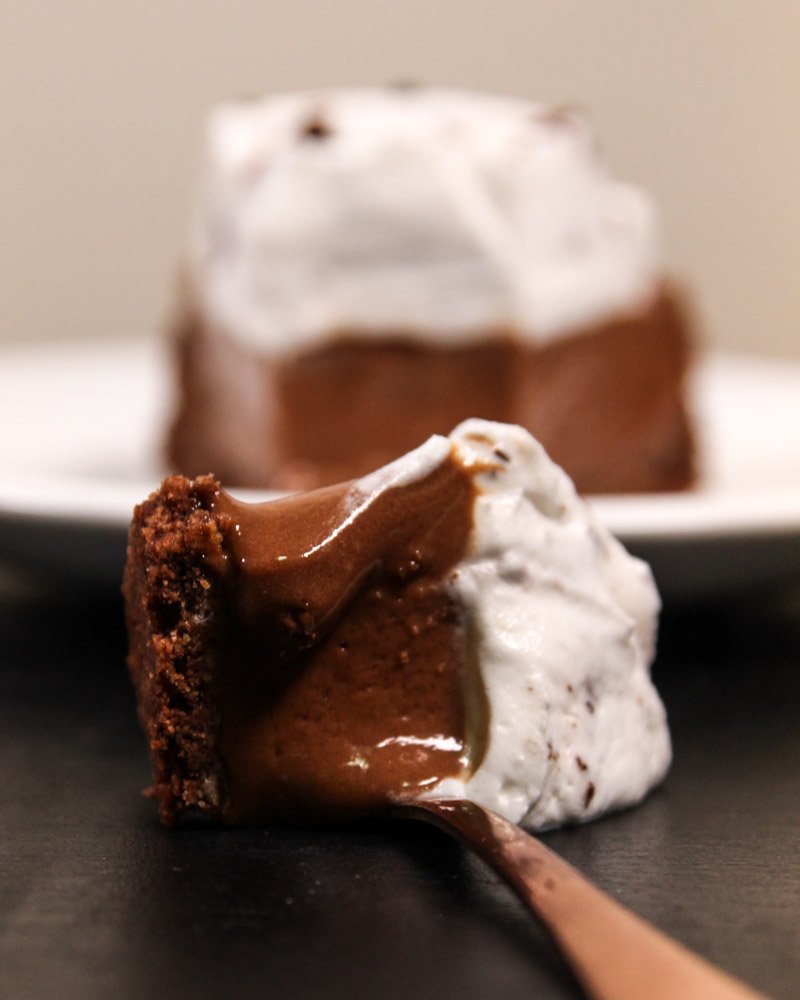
top-left (168, 284), bottom-right (695, 494)
top-left (124, 452), bottom-right (486, 825)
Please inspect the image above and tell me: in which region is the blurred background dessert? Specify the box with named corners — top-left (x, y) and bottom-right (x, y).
top-left (168, 88), bottom-right (694, 493)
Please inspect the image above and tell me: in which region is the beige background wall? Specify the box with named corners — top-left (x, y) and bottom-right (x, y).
top-left (1, 1), bottom-right (798, 358)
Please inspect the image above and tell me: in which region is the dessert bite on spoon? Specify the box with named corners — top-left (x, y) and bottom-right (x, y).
top-left (123, 419), bottom-right (763, 998)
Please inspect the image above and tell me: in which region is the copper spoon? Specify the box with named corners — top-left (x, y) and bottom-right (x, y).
top-left (396, 798), bottom-right (769, 1000)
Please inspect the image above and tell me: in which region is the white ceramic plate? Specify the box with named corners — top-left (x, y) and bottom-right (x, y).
top-left (1, 338), bottom-right (799, 600)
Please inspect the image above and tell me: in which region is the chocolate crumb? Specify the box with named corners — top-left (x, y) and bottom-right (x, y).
top-left (547, 741), bottom-right (559, 762)
top-left (493, 448), bottom-right (511, 463)
top-left (576, 755), bottom-right (588, 772)
top-left (586, 701), bottom-right (595, 714)
top-left (584, 782), bottom-right (596, 808)
top-left (301, 116), bottom-right (332, 140)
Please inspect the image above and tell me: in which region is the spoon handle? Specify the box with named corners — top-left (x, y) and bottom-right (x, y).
top-left (399, 799), bottom-right (768, 1000)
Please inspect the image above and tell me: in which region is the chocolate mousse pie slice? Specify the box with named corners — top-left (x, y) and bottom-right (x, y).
top-left (124, 420), bottom-right (670, 828)
top-left (168, 87), bottom-right (695, 494)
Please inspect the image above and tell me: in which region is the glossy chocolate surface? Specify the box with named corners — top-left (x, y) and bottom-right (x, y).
top-left (200, 454), bottom-right (480, 821)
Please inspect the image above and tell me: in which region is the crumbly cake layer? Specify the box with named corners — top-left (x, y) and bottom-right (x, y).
top-left (168, 284), bottom-right (694, 493)
top-left (123, 475), bottom-right (231, 825)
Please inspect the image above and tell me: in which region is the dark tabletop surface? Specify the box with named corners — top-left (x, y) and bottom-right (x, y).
top-left (1, 580), bottom-right (798, 1000)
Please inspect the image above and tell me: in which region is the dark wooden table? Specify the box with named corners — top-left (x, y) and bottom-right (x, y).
top-left (1, 582), bottom-right (798, 1000)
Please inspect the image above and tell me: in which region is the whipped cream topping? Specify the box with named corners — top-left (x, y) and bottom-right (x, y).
top-left (357, 418), bottom-right (670, 828)
top-left (189, 88), bottom-right (659, 355)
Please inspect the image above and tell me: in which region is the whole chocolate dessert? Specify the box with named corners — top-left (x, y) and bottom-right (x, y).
top-left (167, 88), bottom-right (695, 495)
top-left (125, 420), bottom-right (671, 828)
